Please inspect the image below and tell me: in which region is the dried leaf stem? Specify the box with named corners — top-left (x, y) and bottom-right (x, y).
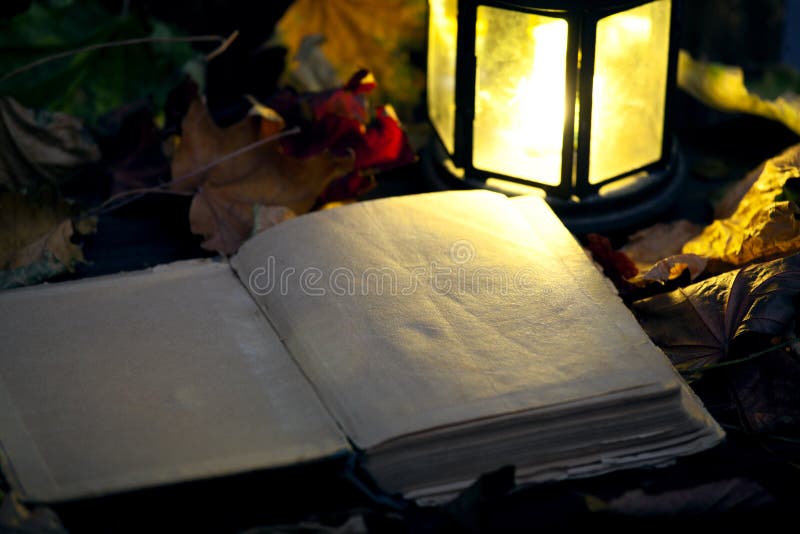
top-left (680, 337), bottom-right (798, 377)
top-left (87, 126), bottom-right (302, 217)
top-left (1, 31), bottom-right (239, 83)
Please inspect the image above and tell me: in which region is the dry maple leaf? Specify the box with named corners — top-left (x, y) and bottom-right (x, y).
top-left (632, 254), bottom-right (708, 285)
top-left (682, 143), bottom-right (800, 267)
top-left (0, 191), bottom-right (96, 289)
top-left (170, 97), bottom-right (355, 255)
top-left (0, 97), bottom-right (100, 192)
top-left (252, 205), bottom-right (297, 236)
top-left (633, 253), bottom-right (800, 371)
top-left (633, 252), bottom-right (800, 433)
top-left (0, 190), bottom-right (71, 267)
top-left (276, 0), bottom-right (427, 119)
top-left (622, 219), bottom-right (703, 269)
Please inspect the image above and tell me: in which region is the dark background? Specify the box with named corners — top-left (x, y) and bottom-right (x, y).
top-left (3, 1), bottom-right (800, 531)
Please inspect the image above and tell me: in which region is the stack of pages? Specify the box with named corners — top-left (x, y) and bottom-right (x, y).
top-left (0, 191), bottom-right (722, 503)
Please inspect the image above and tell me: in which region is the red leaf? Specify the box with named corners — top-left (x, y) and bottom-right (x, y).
top-left (317, 172), bottom-right (377, 205)
top-left (586, 233), bottom-right (639, 297)
top-left (356, 105), bottom-right (415, 172)
top-left (273, 71), bottom-right (415, 203)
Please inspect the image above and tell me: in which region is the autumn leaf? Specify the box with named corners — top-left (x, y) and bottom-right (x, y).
top-left (0, 191), bottom-right (97, 289)
top-left (272, 70), bottom-right (415, 204)
top-left (633, 253), bottom-right (800, 433)
top-left (632, 253), bottom-right (800, 371)
top-left (585, 233), bottom-right (638, 298)
top-left (622, 220), bottom-right (703, 269)
top-left (682, 143), bottom-right (800, 267)
top-left (678, 50), bottom-right (800, 135)
top-left (356, 105), bottom-right (415, 171)
top-left (619, 220), bottom-right (707, 284)
top-left (632, 254), bottom-right (708, 285)
top-left (252, 205), bottom-right (297, 236)
top-left (276, 0), bottom-right (427, 120)
top-left (713, 160), bottom-right (765, 220)
top-left (0, 97), bottom-right (100, 193)
top-left (170, 97), bottom-right (355, 255)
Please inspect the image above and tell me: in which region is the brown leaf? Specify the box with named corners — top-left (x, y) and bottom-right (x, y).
top-left (276, 0), bottom-right (427, 119)
top-left (0, 97), bottom-right (100, 192)
top-left (634, 254), bottom-right (708, 285)
top-left (171, 97), bottom-right (355, 255)
top-left (635, 253), bottom-right (800, 434)
top-left (622, 219), bottom-right (704, 271)
top-left (682, 143), bottom-right (800, 266)
top-left (729, 348), bottom-right (800, 433)
top-left (252, 205), bottom-right (296, 236)
top-left (7, 218), bottom-right (93, 271)
top-left (0, 191), bottom-right (71, 267)
top-left (0, 191), bottom-right (97, 289)
top-left (633, 253), bottom-right (800, 371)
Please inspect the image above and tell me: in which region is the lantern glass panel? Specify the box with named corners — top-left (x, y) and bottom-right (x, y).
top-left (589, 0), bottom-right (671, 185)
top-left (473, 7), bottom-right (568, 186)
top-left (427, 0), bottom-right (458, 154)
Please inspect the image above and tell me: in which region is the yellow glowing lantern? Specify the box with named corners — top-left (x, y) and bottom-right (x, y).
top-left (425, 0), bottom-right (683, 231)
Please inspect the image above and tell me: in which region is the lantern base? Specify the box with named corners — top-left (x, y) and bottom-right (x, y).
top-left (422, 139), bottom-right (685, 235)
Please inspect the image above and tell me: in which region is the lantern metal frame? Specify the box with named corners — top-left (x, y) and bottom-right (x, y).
top-left (425, 0), bottom-right (685, 232)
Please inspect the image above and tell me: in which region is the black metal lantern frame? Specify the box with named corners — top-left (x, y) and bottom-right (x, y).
top-left (425, 0), bottom-right (685, 232)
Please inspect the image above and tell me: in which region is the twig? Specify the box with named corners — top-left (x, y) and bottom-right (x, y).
top-left (1, 35), bottom-right (230, 83)
top-left (170, 126), bottom-right (302, 189)
top-left (86, 126), bottom-right (302, 217)
top-left (679, 338), bottom-right (797, 377)
top-left (89, 188), bottom-right (194, 217)
top-left (206, 30), bottom-right (240, 62)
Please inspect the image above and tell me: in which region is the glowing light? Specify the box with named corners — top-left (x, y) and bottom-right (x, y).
top-left (516, 23), bottom-right (568, 155)
top-left (473, 9), bottom-right (568, 186)
top-left (590, 0), bottom-right (671, 184)
top-left (427, 0), bottom-right (671, 189)
top-left (427, 0), bottom-right (458, 154)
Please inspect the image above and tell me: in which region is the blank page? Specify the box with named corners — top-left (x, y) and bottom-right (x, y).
top-left (0, 260), bottom-right (347, 502)
top-left (232, 191), bottom-right (687, 449)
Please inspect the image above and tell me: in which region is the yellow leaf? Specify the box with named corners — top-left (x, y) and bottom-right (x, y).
top-left (277, 0), bottom-right (427, 118)
top-left (682, 143), bottom-right (800, 266)
top-left (678, 50), bottom-right (800, 135)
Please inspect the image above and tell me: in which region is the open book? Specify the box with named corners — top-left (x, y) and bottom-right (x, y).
top-left (0, 191), bottom-right (722, 503)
